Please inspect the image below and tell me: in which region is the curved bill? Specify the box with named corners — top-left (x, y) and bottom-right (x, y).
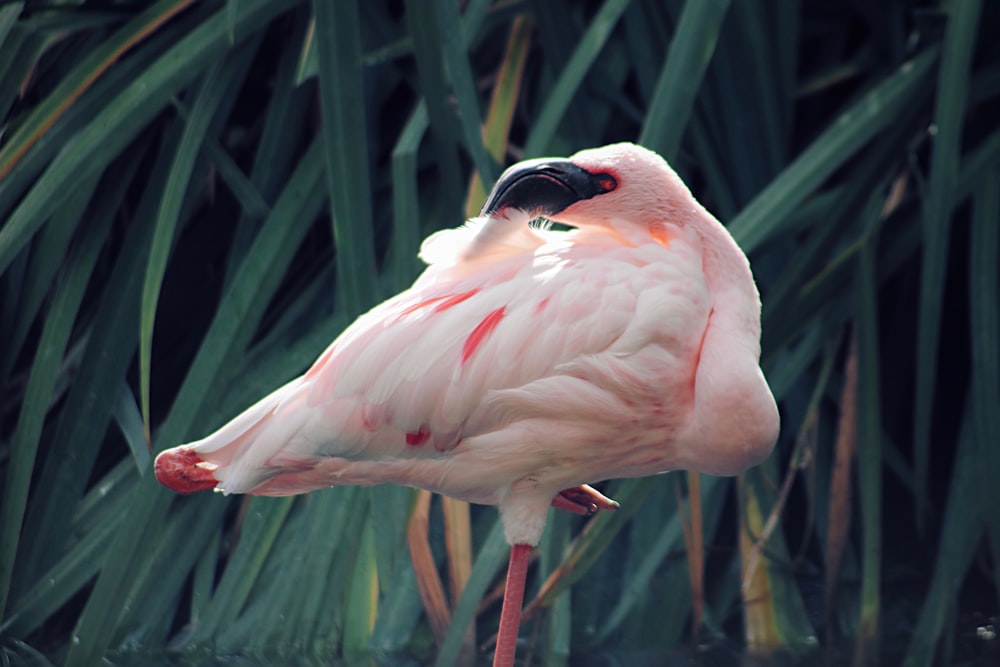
top-left (480, 158), bottom-right (616, 218)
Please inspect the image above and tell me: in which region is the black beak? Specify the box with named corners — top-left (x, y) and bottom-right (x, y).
top-left (480, 158), bottom-right (616, 218)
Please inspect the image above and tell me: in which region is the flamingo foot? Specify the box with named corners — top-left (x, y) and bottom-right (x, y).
top-left (494, 543), bottom-right (532, 667)
top-left (551, 484), bottom-right (620, 516)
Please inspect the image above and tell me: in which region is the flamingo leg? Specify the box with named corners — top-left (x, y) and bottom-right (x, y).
top-left (493, 542), bottom-right (532, 667)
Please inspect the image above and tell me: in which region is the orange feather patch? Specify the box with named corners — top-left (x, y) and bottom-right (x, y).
top-left (649, 221), bottom-right (673, 247)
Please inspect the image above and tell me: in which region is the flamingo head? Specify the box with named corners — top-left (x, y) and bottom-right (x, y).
top-left (481, 143), bottom-right (703, 232)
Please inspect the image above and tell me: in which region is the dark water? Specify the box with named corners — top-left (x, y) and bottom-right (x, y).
top-left (92, 638), bottom-right (999, 667)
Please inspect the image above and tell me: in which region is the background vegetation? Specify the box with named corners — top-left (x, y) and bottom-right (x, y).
top-left (1, 0), bottom-right (998, 665)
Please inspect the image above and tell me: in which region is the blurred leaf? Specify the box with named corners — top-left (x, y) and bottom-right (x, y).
top-left (912, 0), bottom-right (981, 531)
top-left (0, 0), bottom-right (197, 182)
top-left (434, 518), bottom-right (508, 667)
top-left (407, 1), bottom-right (462, 214)
top-left (740, 461), bottom-right (818, 653)
top-left (524, 0), bottom-right (631, 157)
top-left (968, 167), bottom-right (1000, 599)
top-left (826, 335), bottom-right (857, 629)
top-left (312, 0), bottom-right (379, 318)
top-left (441, 495), bottom-right (475, 658)
top-left (140, 61), bottom-right (232, 436)
top-left (434, 0), bottom-right (495, 187)
top-left (0, 0), bottom-right (294, 276)
top-left (729, 48), bottom-right (937, 254)
top-left (464, 15), bottom-right (532, 217)
top-left (853, 174), bottom-right (890, 666)
top-left (112, 382), bottom-right (151, 475)
top-left (408, 490), bottom-right (451, 644)
top-left (640, 0), bottom-right (731, 160)
top-left (343, 517), bottom-right (379, 655)
top-left (903, 407), bottom-right (983, 667)
top-left (0, 170), bottom-right (108, 619)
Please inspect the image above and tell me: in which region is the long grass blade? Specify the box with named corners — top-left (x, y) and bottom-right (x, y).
top-left (639, 0), bottom-right (731, 160)
top-left (825, 334), bottom-right (857, 632)
top-left (729, 48), bottom-right (937, 254)
top-left (0, 0), bottom-right (293, 279)
top-left (0, 3), bottom-right (22, 54)
top-left (343, 518), bottom-right (379, 655)
top-left (434, 518), bottom-right (508, 667)
top-left (441, 495), bottom-right (476, 658)
top-left (388, 103), bottom-right (429, 293)
top-left (0, 0), bottom-right (196, 182)
top-left (464, 15), bottom-right (532, 217)
top-left (902, 407), bottom-right (983, 667)
top-left (853, 185), bottom-right (887, 667)
top-left (739, 461), bottom-right (818, 653)
top-left (435, 0), bottom-right (495, 187)
top-left (64, 131), bottom-right (326, 667)
top-left (312, 0), bottom-right (379, 318)
top-left (139, 62), bottom-right (230, 437)
top-left (968, 167), bottom-right (1000, 599)
top-left (407, 1), bottom-right (462, 214)
top-left (370, 546), bottom-right (424, 652)
top-left (0, 188), bottom-right (112, 619)
top-left (408, 490), bottom-right (451, 644)
top-left (523, 0), bottom-right (631, 157)
top-left (13, 149), bottom-right (158, 591)
top-left (912, 0), bottom-right (981, 531)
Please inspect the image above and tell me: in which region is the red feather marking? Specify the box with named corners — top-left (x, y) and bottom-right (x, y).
top-left (533, 297), bottom-right (550, 315)
top-left (462, 306), bottom-right (506, 365)
top-left (405, 427), bottom-right (430, 447)
top-left (396, 289), bottom-right (481, 321)
top-left (154, 448), bottom-right (217, 494)
top-left (432, 289), bottom-right (481, 313)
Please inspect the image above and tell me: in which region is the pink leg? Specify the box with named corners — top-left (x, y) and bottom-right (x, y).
top-left (493, 543), bottom-right (532, 667)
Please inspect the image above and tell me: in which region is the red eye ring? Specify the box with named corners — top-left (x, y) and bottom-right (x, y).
top-left (597, 175), bottom-right (617, 192)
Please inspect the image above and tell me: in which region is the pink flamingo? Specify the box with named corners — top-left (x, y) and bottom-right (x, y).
top-left (155, 142), bottom-right (779, 666)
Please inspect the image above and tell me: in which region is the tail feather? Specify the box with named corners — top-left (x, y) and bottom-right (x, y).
top-left (153, 377), bottom-right (315, 495)
top-left (154, 448), bottom-right (217, 494)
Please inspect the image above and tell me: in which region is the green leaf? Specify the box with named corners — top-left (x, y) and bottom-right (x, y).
top-left (112, 382), bottom-right (151, 475)
top-left (524, 0), bottom-right (632, 157)
top-left (0, 0), bottom-right (197, 182)
top-left (912, 0), bottom-right (982, 530)
top-left (729, 48), bottom-right (938, 254)
top-left (0, 0), bottom-right (293, 278)
top-left (0, 170), bottom-right (110, 620)
top-left (434, 0), bottom-right (496, 186)
top-left (853, 184), bottom-right (887, 664)
top-left (312, 0), bottom-right (379, 318)
top-left (140, 61), bottom-right (237, 442)
top-left (640, 0), bottom-right (731, 160)
top-left (434, 518), bottom-right (508, 667)
top-left (968, 167), bottom-right (1000, 598)
top-left (903, 407), bottom-right (984, 667)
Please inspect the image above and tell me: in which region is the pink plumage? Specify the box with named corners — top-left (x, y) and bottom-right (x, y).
top-left (154, 142), bottom-right (779, 666)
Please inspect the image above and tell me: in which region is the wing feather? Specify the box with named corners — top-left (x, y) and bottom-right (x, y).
top-left (182, 219), bottom-right (712, 495)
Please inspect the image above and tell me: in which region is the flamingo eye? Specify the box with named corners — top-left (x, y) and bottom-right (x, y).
top-left (596, 174), bottom-right (617, 192)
